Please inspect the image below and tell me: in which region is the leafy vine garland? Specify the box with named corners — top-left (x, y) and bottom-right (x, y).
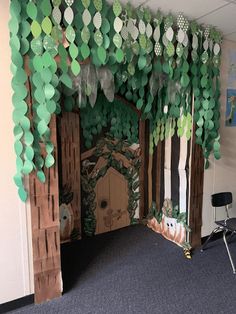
top-left (9, 0), bottom-right (222, 200)
top-left (81, 137), bottom-right (141, 236)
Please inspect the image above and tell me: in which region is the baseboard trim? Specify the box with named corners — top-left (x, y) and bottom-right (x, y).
top-left (201, 230), bottom-right (223, 245)
top-left (0, 294), bottom-right (34, 314)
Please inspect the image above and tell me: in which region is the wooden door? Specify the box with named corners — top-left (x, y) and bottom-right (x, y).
top-left (95, 167), bottom-right (129, 234)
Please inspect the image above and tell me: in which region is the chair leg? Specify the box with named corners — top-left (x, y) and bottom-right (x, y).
top-left (223, 230), bottom-right (236, 274)
top-left (201, 227), bottom-right (221, 252)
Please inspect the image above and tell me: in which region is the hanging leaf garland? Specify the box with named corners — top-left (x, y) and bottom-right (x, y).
top-left (10, 0), bottom-right (31, 201)
top-left (81, 0), bottom-right (92, 60)
top-left (9, 0), bottom-right (223, 200)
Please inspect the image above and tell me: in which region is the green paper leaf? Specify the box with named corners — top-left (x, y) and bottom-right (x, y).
top-left (60, 73), bottom-right (72, 89)
top-left (31, 38), bottom-right (43, 55)
top-left (33, 55), bottom-right (44, 72)
top-left (69, 42), bottom-right (79, 59)
top-left (31, 20), bottom-right (42, 38)
top-left (37, 120), bottom-right (48, 135)
top-left (24, 131), bottom-right (34, 145)
top-left (14, 173), bottom-right (23, 187)
top-left (44, 84), bottom-right (55, 100)
top-left (25, 146), bottom-right (34, 161)
top-left (136, 99), bottom-right (143, 110)
top-left (14, 140), bottom-right (23, 156)
top-left (18, 187), bottom-right (28, 202)
top-left (26, 2), bottom-right (37, 20)
top-left (37, 170), bottom-right (46, 183)
top-left (113, 0), bottom-right (122, 16)
top-left (45, 154), bottom-right (55, 168)
top-left (138, 55), bottom-right (146, 70)
top-left (97, 46), bottom-right (106, 64)
top-left (46, 100), bottom-right (57, 113)
top-left (41, 0), bottom-right (52, 16)
top-left (71, 59), bottom-right (81, 76)
top-left (22, 160), bottom-right (33, 174)
top-left (115, 48), bottom-right (123, 63)
top-left (42, 16), bottom-right (53, 35)
top-left (14, 125), bottom-right (24, 140)
top-left (81, 42), bottom-right (90, 59)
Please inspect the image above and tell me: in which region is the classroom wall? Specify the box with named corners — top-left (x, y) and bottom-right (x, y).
top-left (202, 39), bottom-right (236, 237)
top-left (0, 0), bottom-right (34, 304)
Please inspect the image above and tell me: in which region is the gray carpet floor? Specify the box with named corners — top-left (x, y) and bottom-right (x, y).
top-left (7, 224), bottom-right (236, 314)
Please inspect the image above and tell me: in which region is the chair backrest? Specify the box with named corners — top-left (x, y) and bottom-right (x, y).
top-left (211, 192), bottom-right (233, 207)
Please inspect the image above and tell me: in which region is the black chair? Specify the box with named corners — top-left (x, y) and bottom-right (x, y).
top-left (201, 192), bottom-right (236, 274)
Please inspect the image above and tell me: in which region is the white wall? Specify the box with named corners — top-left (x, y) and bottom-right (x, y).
top-left (0, 1), bottom-right (34, 304)
top-left (202, 39), bottom-right (236, 237)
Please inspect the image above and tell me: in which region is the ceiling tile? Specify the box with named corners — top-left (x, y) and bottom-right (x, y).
top-left (106, 0), bottom-right (146, 7)
top-left (224, 32), bottom-right (236, 41)
top-left (197, 3), bottom-right (236, 34)
top-left (145, 0), bottom-right (227, 20)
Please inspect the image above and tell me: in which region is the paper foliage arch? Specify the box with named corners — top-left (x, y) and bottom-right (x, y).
top-left (9, 0), bottom-right (222, 201)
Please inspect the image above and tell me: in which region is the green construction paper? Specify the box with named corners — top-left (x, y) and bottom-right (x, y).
top-left (16, 156), bottom-right (23, 172)
top-left (166, 42), bottom-right (175, 57)
top-left (25, 146), bottom-right (34, 161)
top-left (81, 26), bottom-right (90, 43)
top-left (10, 35), bottom-right (20, 51)
top-left (41, 68), bottom-right (53, 84)
top-left (180, 74), bottom-right (190, 88)
top-left (18, 186), bottom-right (28, 202)
top-left (31, 20), bottom-right (42, 38)
top-left (37, 120), bottom-right (48, 135)
top-left (136, 99), bottom-right (143, 110)
top-left (45, 154), bottom-right (55, 168)
top-left (46, 142), bottom-right (54, 154)
top-left (69, 42), bottom-right (79, 59)
top-left (71, 59), bottom-right (81, 75)
top-left (101, 18), bottom-right (110, 34)
top-left (97, 46), bottom-right (106, 64)
top-left (44, 84), bottom-right (55, 100)
top-left (94, 30), bottom-right (103, 46)
top-left (81, 42), bottom-right (90, 59)
top-left (12, 50), bottom-right (23, 68)
top-left (139, 34), bottom-right (146, 50)
top-left (41, 0), bottom-right (52, 17)
top-left (113, 33), bottom-right (122, 49)
top-left (14, 173), bottom-right (23, 187)
top-left (34, 88), bottom-right (46, 103)
top-left (93, 0), bottom-right (102, 12)
top-left (42, 51), bottom-right (53, 68)
top-left (113, 0), bottom-right (122, 16)
top-left (33, 56), bottom-right (44, 72)
top-left (66, 25), bottom-right (76, 42)
top-left (26, 2), bottom-right (37, 20)
top-left (37, 170), bottom-right (46, 183)
top-left (138, 55), bottom-right (146, 70)
top-left (14, 140), bottom-right (23, 155)
top-left (31, 38), bottom-right (43, 55)
top-left (20, 39), bottom-right (30, 55)
top-left (15, 68), bottom-right (27, 84)
top-left (46, 100), bottom-right (57, 113)
top-left (22, 160), bottom-right (33, 174)
top-left (24, 131), bottom-right (34, 145)
top-left (115, 48), bottom-right (123, 63)
top-left (214, 151), bottom-right (221, 160)
top-left (42, 16), bottom-right (52, 35)
top-left (14, 125), bottom-right (24, 140)
top-left (60, 73), bottom-right (72, 89)
top-left (20, 116), bottom-right (31, 131)
top-left (10, 0), bottom-right (21, 17)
